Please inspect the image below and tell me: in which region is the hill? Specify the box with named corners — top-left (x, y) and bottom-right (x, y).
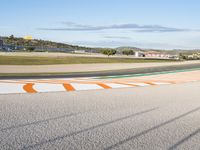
top-left (1, 35), bottom-right (200, 54)
top-left (1, 35), bottom-right (102, 52)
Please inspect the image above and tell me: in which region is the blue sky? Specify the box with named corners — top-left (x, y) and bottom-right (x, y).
top-left (1, 0), bottom-right (200, 49)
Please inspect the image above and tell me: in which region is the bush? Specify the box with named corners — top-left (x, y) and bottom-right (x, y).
top-left (25, 47), bottom-right (35, 52)
top-left (122, 50), bottom-right (134, 56)
top-left (101, 49), bottom-right (117, 56)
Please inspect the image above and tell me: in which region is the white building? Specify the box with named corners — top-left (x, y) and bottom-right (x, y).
top-left (74, 50), bottom-right (86, 53)
top-left (135, 51), bottom-right (145, 57)
top-left (145, 52), bottom-right (178, 59)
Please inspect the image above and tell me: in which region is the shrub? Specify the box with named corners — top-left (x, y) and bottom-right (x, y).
top-left (122, 50), bottom-right (134, 56)
top-left (101, 49), bottom-right (117, 56)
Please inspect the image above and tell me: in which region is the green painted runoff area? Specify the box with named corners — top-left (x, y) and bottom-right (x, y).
top-left (95, 68), bottom-right (200, 79)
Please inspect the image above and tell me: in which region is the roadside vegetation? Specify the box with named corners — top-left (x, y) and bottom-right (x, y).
top-left (101, 49), bottom-right (117, 56)
top-left (122, 50), bottom-right (135, 56)
top-left (179, 53), bottom-right (200, 60)
top-left (0, 55), bottom-right (177, 65)
top-left (25, 46), bottom-right (36, 52)
top-left (101, 49), bottom-right (135, 56)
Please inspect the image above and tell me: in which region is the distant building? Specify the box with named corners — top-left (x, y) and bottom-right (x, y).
top-left (144, 52), bottom-right (178, 59)
top-left (135, 51), bottom-right (145, 57)
top-left (2, 45), bottom-right (16, 52)
top-left (74, 50), bottom-right (86, 53)
top-left (23, 36), bottom-right (33, 40)
top-left (145, 52), bottom-right (167, 58)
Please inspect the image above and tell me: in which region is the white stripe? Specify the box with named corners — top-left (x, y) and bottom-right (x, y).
top-left (105, 83), bottom-right (132, 88)
top-left (33, 83), bottom-right (66, 92)
top-left (151, 82), bottom-right (171, 85)
top-left (122, 75), bottom-right (131, 77)
top-left (128, 83), bottom-right (150, 86)
top-left (71, 83), bottom-right (103, 91)
top-left (0, 83), bottom-right (26, 94)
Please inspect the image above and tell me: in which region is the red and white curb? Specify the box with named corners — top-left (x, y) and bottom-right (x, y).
top-left (0, 81), bottom-right (173, 94)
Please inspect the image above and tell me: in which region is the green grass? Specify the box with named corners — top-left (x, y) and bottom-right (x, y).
top-left (0, 56), bottom-right (178, 65)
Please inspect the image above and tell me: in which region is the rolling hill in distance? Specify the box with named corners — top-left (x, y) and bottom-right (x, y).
top-left (1, 35), bottom-right (200, 54)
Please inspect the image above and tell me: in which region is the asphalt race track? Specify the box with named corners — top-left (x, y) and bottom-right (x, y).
top-left (0, 81), bottom-right (200, 150)
top-left (1, 62), bottom-right (200, 79)
top-left (0, 69), bottom-right (200, 150)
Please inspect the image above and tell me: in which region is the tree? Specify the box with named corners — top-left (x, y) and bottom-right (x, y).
top-left (122, 50), bottom-right (134, 56)
top-left (9, 35), bottom-right (14, 40)
top-left (101, 49), bottom-right (117, 56)
top-left (8, 35), bottom-right (15, 45)
top-left (25, 46), bottom-right (35, 52)
top-left (179, 53), bottom-right (187, 60)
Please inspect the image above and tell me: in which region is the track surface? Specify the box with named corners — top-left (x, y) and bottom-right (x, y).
top-left (0, 81), bottom-right (200, 150)
top-left (1, 68), bottom-right (200, 149)
top-left (1, 62), bottom-right (200, 79)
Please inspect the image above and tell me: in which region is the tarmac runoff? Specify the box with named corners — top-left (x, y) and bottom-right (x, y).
top-left (0, 68), bottom-right (200, 94)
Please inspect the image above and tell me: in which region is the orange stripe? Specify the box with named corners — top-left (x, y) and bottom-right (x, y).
top-left (23, 83), bottom-right (37, 93)
top-left (168, 81), bottom-right (176, 84)
top-left (143, 82), bottom-right (157, 85)
top-left (114, 82), bottom-right (139, 87)
top-left (63, 83), bottom-right (75, 91)
top-left (96, 83), bottom-right (111, 89)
